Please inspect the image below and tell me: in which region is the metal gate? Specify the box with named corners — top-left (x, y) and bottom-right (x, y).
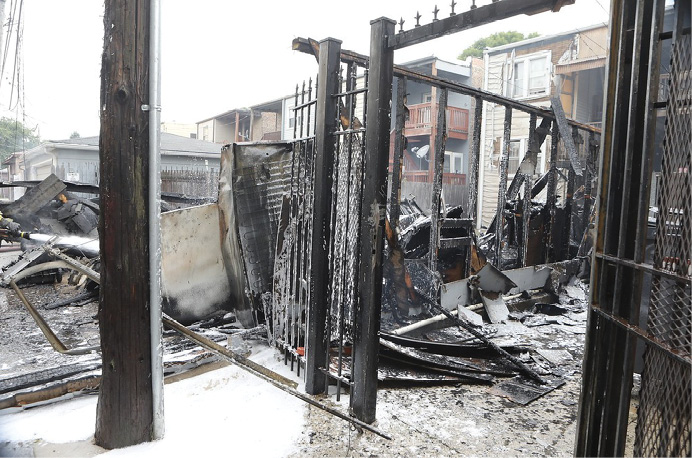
top-left (269, 38), bottom-right (374, 418)
top-left (272, 0), bottom-right (593, 424)
top-left (576, 0), bottom-right (691, 455)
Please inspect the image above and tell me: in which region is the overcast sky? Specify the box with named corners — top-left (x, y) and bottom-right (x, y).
top-left (0, 0), bottom-right (609, 141)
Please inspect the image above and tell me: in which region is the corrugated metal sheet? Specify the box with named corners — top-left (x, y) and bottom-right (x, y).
top-left (555, 57), bottom-right (606, 74)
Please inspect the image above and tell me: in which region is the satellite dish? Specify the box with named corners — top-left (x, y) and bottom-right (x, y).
top-left (415, 145), bottom-right (430, 158)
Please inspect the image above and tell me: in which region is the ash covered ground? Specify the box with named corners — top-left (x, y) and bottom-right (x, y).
top-left (0, 246), bottom-right (634, 457)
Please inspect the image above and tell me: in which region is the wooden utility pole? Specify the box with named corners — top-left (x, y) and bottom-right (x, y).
top-left (95, 0), bottom-right (154, 448)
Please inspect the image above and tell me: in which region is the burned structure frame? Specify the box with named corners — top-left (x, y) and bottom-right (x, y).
top-left (274, 0), bottom-right (598, 425)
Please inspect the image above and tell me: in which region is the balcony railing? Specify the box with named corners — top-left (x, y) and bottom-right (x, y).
top-left (403, 170), bottom-right (466, 186)
top-left (405, 103), bottom-right (469, 138)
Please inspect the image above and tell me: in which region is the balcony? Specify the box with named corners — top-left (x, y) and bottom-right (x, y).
top-left (402, 170), bottom-right (466, 186)
top-left (405, 103), bottom-right (469, 140)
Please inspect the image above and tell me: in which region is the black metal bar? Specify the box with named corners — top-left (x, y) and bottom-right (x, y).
top-left (306, 37), bottom-right (341, 395)
top-left (388, 0), bottom-right (572, 49)
top-left (292, 99), bottom-right (318, 111)
top-left (429, 88), bottom-right (448, 276)
top-left (494, 107), bottom-right (512, 267)
top-left (590, 306), bottom-right (691, 366)
top-left (596, 252), bottom-right (692, 283)
top-left (389, 77), bottom-right (407, 229)
top-left (602, 1), bottom-right (656, 451)
top-left (352, 17), bottom-right (395, 424)
top-left (575, 0), bottom-right (650, 454)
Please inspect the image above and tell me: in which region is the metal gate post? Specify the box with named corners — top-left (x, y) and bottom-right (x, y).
top-left (306, 37), bottom-right (341, 395)
top-left (352, 17), bottom-right (395, 424)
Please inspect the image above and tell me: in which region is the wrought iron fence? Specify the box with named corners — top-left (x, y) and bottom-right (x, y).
top-left (269, 41), bottom-right (371, 412)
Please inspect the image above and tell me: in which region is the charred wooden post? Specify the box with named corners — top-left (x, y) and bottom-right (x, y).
top-left (583, 132), bottom-right (598, 230)
top-left (353, 17), bottom-right (395, 424)
top-left (545, 121), bottom-right (559, 263)
top-left (520, 113), bottom-right (538, 267)
top-left (96, 0), bottom-right (155, 448)
top-left (468, 96), bottom-right (483, 225)
top-left (494, 107), bottom-right (512, 267)
top-left (428, 88), bottom-right (448, 276)
top-left (306, 37), bottom-right (341, 395)
top-left (466, 96), bottom-right (483, 275)
top-left (389, 77), bottom-right (407, 228)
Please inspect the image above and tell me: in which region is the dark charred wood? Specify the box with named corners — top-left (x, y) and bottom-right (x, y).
top-left (95, 0), bottom-right (154, 449)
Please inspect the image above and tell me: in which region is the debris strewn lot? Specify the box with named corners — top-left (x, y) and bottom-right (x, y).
top-left (0, 258), bottom-right (598, 456)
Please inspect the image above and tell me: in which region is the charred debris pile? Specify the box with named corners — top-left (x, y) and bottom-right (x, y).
top-left (0, 162), bottom-right (592, 408)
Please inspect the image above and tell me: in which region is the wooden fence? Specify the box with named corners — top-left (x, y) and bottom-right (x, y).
top-left (161, 168), bottom-right (219, 198)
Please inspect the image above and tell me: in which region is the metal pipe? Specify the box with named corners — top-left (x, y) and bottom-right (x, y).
top-left (148, 0), bottom-right (164, 439)
top-left (162, 315), bottom-right (391, 440)
top-left (10, 279), bottom-right (100, 355)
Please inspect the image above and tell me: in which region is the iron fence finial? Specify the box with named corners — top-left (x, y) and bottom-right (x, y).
top-left (433, 5), bottom-right (440, 21)
top-left (470, 0), bottom-right (477, 10)
top-left (450, 0), bottom-right (457, 15)
top-left (398, 17), bottom-right (405, 33)
top-left (415, 11), bottom-right (421, 27)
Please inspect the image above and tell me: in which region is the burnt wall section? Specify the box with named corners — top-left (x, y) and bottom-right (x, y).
top-left (217, 142), bottom-right (294, 328)
top-left (160, 204), bottom-right (232, 324)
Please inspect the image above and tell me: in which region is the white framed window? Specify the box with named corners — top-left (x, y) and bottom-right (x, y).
top-left (508, 139), bottom-right (523, 175)
top-left (509, 51), bottom-right (551, 99)
top-left (505, 137), bottom-right (546, 176)
top-left (444, 151), bottom-right (464, 174)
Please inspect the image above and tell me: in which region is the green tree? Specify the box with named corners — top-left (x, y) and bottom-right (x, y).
top-left (458, 31), bottom-right (540, 60)
top-left (0, 117), bottom-right (40, 162)
top-left (70, 131), bottom-right (81, 139)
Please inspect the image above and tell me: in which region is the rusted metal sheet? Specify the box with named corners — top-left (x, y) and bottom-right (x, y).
top-left (160, 204), bottom-right (233, 324)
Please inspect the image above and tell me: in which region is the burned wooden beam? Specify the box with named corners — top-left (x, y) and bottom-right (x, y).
top-left (551, 96), bottom-right (583, 176)
top-left (1, 174), bottom-right (66, 219)
top-left (415, 288), bottom-right (546, 384)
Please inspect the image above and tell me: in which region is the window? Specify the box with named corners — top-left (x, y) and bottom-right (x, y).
top-left (288, 115), bottom-right (302, 129)
top-left (505, 137), bottom-right (546, 176)
top-left (444, 152), bottom-right (464, 174)
top-left (202, 126), bottom-right (209, 141)
top-left (510, 52), bottom-right (551, 99)
top-left (508, 140), bottom-right (523, 175)
top-left (423, 93), bottom-right (433, 103)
